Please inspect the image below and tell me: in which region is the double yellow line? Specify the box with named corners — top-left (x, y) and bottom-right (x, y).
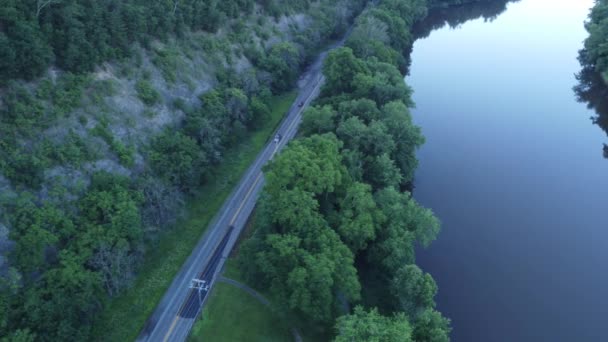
top-left (162, 79), bottom-right (322, 342)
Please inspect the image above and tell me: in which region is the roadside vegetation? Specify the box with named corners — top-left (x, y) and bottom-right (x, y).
top-left (235, 0), bottom-right (474, 340)
top-left (190, 282), bottom-right (292, 342)
top-left (189, 262), bottom-right (293, 342)
top-left (91, 91), bottom-right (296, 342)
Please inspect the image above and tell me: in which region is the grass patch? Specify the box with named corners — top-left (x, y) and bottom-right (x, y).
top-left (189, 263), bottom-right (291, 342)
top-left (91, 91), bottom-right (297, 342)
top-left (189, 259), bottom-right (327, 342)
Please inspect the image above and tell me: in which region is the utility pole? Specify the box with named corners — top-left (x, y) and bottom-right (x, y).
top-left (189, 279), bottom-right (209, 305)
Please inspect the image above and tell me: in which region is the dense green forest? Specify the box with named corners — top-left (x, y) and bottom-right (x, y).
top-left (0, 0), bottom-right (368, 340)
top-left (0, 0), bottom-right (349, 83)
top-left (238, 0), bottom-right (457, 340)
top-left (577, 0), bottom-right (608, 157)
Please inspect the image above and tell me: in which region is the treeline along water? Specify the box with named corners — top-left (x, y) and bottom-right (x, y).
top-left (408, 0), bottom-right (608, 341)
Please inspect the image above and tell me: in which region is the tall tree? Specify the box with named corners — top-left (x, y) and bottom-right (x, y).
top-left (332, 182), bottom-right (379, 252)
top-left (412, 308), bottom-right (452, 342)
top-left (149, 130), bottom-right (207, 191)
top-left (263, 42), bottom-right (302, 92)
top-left (322, 47), bottom-right (368, 96)
top-left (334, 306), bottom-right (413, 342)
top-left (300, 106), bottom-right (337, 136)
top-left (369, 187), bottom-right (440, 274)
top-left (381, 100), bottom-right (424, 184)
top-left (263, 134), bottom-right (345, 196)
top-left (391, 264), bottom-right (437, 316)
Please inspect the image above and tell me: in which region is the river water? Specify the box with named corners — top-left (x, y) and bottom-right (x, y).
top-left (408, 1), bottom-right (608, 341)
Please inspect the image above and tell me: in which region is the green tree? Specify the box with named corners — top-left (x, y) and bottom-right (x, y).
top-left (336, 98), bottom-right (381, 124)
top-left (322, 47), bottom-right (368, 96)
top-left (22, 251), bottom-right (102, 341)
top-left (412, 308), bottom-right (452, 342)
top-left (300, 106), bottom-right (337, 136)
top-left (135, 79), bottom-right (161, 106)
top-left (365, 153), bottom-right (403, 189)
top-left (263, 42), bottom-right (301, 92)
top-left (250, 228), bottom-right (360, 323)
top-left (2, 328), bottom-right (37, 342)
top-left (334, 306), bottom-right (413, 342)
top-left (224, 87), bottom-right (250, 124)
top-left (8, 196), bottom-right (70, 273)
top-left (352, 60), bottom-right (411, 106)
top-left (369, 187), bottom-right (440, 274)
top-left (149, 130), bottom-right (207, 190)
top-left (381, 101), bottom-right (424, 184)
top-left (264, 134), bottom-right (345, 196)
top-left (391, 264), bottom-right (437, 316)
top-left (336, 117), bottom-right (395, 165)
top-left (346, 15), bottom-right (390, 59)
top-left (332, 182), bottom-right (378, 252)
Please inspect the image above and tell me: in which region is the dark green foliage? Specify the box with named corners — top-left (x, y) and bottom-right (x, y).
top-left (31, 73), bottom-right (91, 119)
top-left (370, 187), bottom-right (439, 274)
top-left (152, 47), bottom-right (181, 83)
top-left (0, 0), bottom-right (259, 82)
top-left (1, 82), bottom-right (45, 135)
top-left (182, 86), bottom-right (260, 165)
top-left (240, 134), bottom-right (360, 323)
top-left (391, 264), bottom-right (437, 316)
top-left (91, 122), bottom-right (135, 167)
top-left (0, 2), bottom-right (52, 82)
top-left (2, 172), bottom-right (144, 340)
top-left (300, 105), bottom-right (337, 135)
top-left (0, 148), bottom-right (46, 189)
top-left (240, 0), bottom-right (464, 338)
top-left (262, 42), bottom-right (302, 92)
top-left (149, 129), bottom-right (207, 191)
top-left (412, 308), bottom-right (452, 342)
top-left (41, 131), bottom-right (98, 167)
top-left (322, 47), bottom-right (368, 96)
top-left (136, 79), bottom-right (161, 106)
top-left (334, 306), bottom-right (413, 341)
top-left (0, 0), bottom-right (365, 84)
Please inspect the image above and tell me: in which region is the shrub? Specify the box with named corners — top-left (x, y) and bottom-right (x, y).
top-left (136, 79), bottom-right (160, 105)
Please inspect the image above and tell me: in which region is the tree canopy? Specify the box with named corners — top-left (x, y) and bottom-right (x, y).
top-left (334, 306), bottom-right (413, 342)
top-left (240, 0), bottom-right (457, 338)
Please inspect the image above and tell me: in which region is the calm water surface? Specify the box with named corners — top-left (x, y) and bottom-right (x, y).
top-left (409, 1), bottom-right (608, 341)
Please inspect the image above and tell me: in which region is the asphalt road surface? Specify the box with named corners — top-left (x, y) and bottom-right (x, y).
top-left (135, 35), bottom-right (349, 342)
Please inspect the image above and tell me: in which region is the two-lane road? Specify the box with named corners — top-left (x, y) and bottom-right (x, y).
top-left (137, 44), bottom-right (334, 342)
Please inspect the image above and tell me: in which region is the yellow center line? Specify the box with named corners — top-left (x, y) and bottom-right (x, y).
top-left (229, 172), bottom-right (264, 225)
top-left (163, 315), bottom-right (180, 342)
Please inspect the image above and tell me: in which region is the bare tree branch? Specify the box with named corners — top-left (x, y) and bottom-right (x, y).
top-left (36, 0), bottom-right (60, 18)
top-left (172, 0), bottom-right (180, 16)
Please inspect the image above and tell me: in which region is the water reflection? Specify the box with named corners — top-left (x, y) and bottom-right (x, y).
top-left (574, 50), bottom-right (608, 159)
top-left (413, 0), bottom-right (518, 40)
